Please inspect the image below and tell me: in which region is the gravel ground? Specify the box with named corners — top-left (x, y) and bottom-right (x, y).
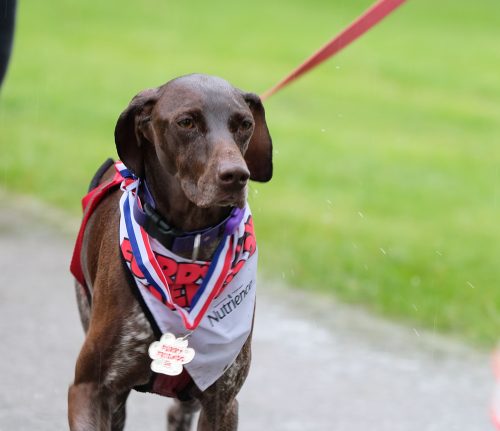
top-left (0, 195), bottom-right (494, 430)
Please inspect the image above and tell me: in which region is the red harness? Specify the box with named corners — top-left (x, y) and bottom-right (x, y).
top-left (70, 170), bottom-right (122, 291)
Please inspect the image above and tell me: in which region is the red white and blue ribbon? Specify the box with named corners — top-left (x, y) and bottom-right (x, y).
top-left (116, 162), bottom-right (243, 331)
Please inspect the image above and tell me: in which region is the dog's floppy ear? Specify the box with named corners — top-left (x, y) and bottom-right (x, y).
top-left (114, 87), bottom-right (161, 178)
top-left (242, 92), bottom-right (273, 182)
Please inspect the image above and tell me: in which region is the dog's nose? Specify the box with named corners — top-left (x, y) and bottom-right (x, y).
top-left (218, 162), bottom-right (250, 189)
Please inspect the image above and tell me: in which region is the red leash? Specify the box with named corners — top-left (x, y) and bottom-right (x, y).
top-left (260, 0), bottom-right (407, 100)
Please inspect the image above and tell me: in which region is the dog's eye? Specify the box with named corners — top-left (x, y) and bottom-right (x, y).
top-left (177, 118), bottom-right (195, 129)
top-left (240, 120), bottom-right (253, 131)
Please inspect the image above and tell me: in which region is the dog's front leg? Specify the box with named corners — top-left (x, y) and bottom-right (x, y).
top-left (195, 336), bottom-right (252, 431)
top-left (68, 382), bottom-right (111, 431)
top-left (68, 382), bottom-right (129, 431)
top-left (197, 398), bottom-right (239, 431)
top-left (68, 311), bottom-right (135, 431)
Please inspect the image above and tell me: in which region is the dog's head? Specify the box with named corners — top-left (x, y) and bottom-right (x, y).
top-left (115, 74), bottom-right (272, 209)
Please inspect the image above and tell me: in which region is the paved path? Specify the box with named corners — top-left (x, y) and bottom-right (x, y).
top-left (0, 196), bottom-right (494, 430)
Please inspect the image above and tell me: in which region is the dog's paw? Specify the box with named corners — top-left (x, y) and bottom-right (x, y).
top-left (148, 333), bottom-right (195, 376)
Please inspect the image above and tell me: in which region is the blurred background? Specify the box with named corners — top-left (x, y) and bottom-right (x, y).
top-left (0, 0), bottom-right (499, 349)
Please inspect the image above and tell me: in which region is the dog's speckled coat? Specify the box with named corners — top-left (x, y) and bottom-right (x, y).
top-left (68, 74), bottom-right (272, 431)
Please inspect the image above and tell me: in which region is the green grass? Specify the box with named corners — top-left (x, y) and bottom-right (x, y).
top-left (1, 0), bottom-right (499, 346)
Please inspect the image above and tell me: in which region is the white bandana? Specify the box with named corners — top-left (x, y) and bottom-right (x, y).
top-left (118, 176), bottom-right (257, 390)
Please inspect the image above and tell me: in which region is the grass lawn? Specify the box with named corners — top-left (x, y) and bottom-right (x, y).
top-left (1, 0), bottom-right (499, 346)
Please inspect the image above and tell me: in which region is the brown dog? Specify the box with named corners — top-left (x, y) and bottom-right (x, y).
top-left (68, 74), bottom-right (272, 431)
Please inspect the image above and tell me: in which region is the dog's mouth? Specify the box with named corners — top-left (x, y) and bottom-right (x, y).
top-left (200, 188), bottom-right (247, 209)
top-left (181, 179), bottom-right (247, 209)
top-left (214, 190), bottom-right (247, 209)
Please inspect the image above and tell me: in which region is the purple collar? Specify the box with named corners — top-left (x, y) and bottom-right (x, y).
top-left (132, 180), bottom-right (245, 259)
